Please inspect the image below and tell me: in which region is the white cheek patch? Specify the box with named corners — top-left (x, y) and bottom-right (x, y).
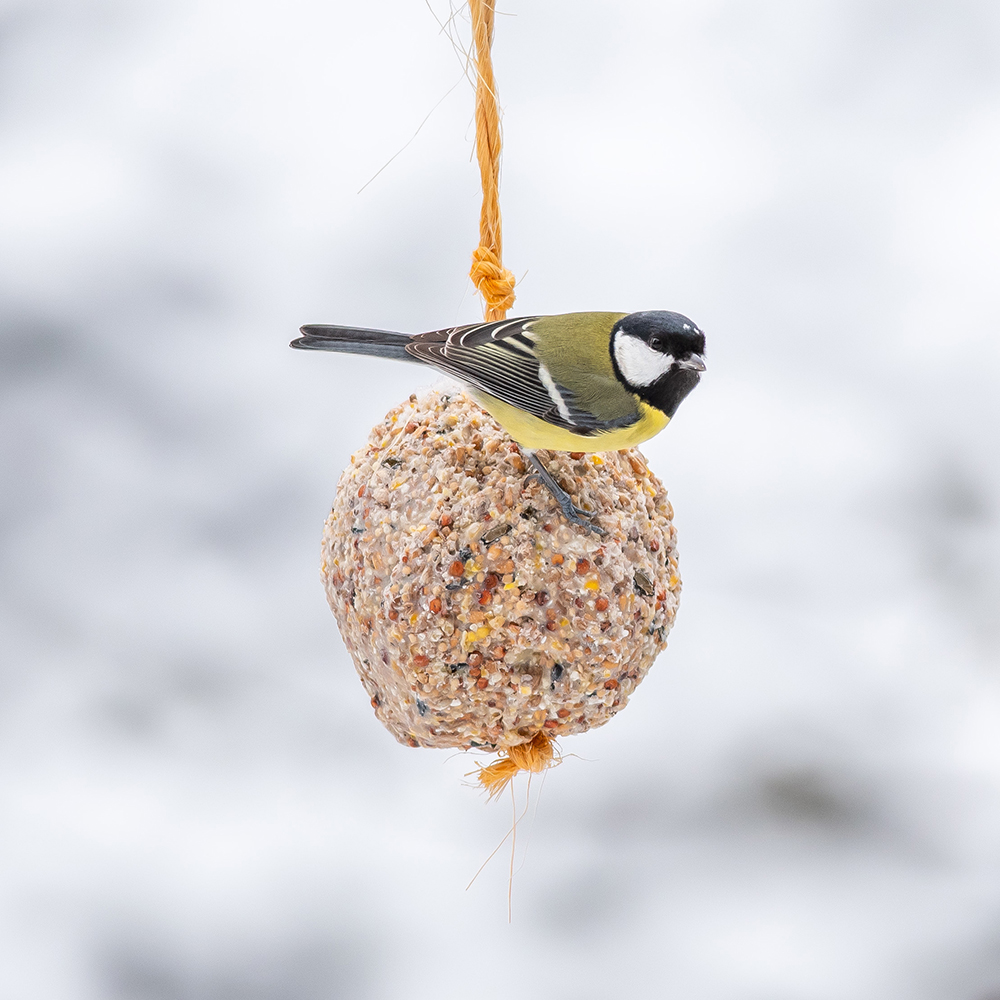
top-left (614, 333), bottom-right (674, 387)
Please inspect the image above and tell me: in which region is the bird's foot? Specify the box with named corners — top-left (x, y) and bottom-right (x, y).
top-left (556, 497), bottom-right (606, 535)
top-left (523, 451), bottom-right (606, 536)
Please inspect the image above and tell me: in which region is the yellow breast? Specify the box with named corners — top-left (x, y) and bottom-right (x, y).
top-left (470, 391), bottom-right (669, 452)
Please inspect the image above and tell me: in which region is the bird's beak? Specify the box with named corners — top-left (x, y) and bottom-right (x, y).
top-left (679, 354), bottom-right (706, 372)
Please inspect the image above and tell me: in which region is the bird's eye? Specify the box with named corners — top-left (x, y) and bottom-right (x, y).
top-left (649, 337), bottom-right (663, 351)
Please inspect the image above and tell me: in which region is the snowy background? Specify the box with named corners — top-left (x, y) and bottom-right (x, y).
top-left (2, 0), bottom-right (1000, 996)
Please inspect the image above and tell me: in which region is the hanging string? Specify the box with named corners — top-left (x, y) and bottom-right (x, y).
top-left (468, 0), bottom-right (516, 321)
top-left (466, 3), bottom-right (557, 795)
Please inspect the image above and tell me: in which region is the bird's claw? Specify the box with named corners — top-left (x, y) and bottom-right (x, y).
top-left (558, 501), bottom-right (606, 536)
top-left (524, 476), bottom-right (605, 534)
top-left (522, 450), bottom-right (606, 535)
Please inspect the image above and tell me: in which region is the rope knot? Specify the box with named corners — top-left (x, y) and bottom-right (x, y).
top-left (470, 246), bottom-right (516, 321)
top-left (476, 732), bottom-right (559, 799)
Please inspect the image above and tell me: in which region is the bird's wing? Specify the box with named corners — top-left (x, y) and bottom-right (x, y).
top-left (405, 317), bottom-right (638, 434)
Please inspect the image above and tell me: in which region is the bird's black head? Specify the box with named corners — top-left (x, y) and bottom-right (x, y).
top-left (609, 310), bottom-right (706, 418)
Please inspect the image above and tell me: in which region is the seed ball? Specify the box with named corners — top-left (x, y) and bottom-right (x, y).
top-left (320, 389), bottom-right (681, 751)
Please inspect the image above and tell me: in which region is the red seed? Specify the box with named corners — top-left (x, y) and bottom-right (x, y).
top-left (476, 676), bottom-right (488, 689)
top-left (551, 554), bottom-right (564, 566)
top-left (405, 421), bottom-right (418, 433)
top-left (412, 654), bottom-right (430, 668)
top-left (649, 539), bottom-right (660, 552)
top-left (469, 667), bottom-right (481, 678)
top-left (371, 696), bottom-right (380, 709)
top-left (545, 621), bottom-right (558, 632)
top-left (407, 736), bottom-right (420, 747)
top-left (484, 573), bottom-right (499, 590)
top-left (576, 559), bottom-right (590, 574)
top-left (478, 591), bottom-right (491, 606)
top-left (429, 598), bottom-right (442, 614)
top-left (449, 560), bottom-right (465, 577)
top-left (604, 678), bottom-right (619, 689)
top-left (535, 591), bottom-right (549, 606)
top-left (569, 452), bottom-right (585, 459)
top-left (357, 486), bottom-right (365, 497)
top-left (440, 513), bottom-right (453, 527)
top-left (544, 719), bottom-right (559, 729)
top-left (388, 609), bottom-right (399, 621)
top-left (468, 652), bottom-right (484, 668)
top-left (557, 708), bottom-right (570, 718)
top-left (595, 597), bottom-right (609, 611)
top-left (491, 645), bottom-right (506, 660)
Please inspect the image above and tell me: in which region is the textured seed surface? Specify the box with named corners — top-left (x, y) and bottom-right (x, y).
top-left (321, 389), bottom-right (681, 751)
top-left (482, 522), bottom-right (511, 544)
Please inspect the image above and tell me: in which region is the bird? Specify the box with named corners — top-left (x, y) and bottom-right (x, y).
top-left (291, 311), bottom-right (706, 534)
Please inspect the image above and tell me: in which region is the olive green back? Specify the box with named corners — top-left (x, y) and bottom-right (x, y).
top-left (530, 312), bottom-right (634, 423)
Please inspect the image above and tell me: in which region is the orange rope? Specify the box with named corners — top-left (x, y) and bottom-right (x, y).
top-left (468, 0), bottom-right (516, 321)
top-left (477, 732), bottom-right (559, 798)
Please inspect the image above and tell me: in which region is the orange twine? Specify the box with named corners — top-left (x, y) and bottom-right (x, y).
top-left (466, 2), bottom-right (551, 795)
top-left (477, 732), bottom-right (560, 798)
top-left (468, 0), bottom-right (516, 321)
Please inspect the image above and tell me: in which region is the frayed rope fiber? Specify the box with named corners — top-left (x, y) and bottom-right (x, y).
top-left (469, 0), bottom-right (516, 321)
top-left (476, 732), bottom-right (560, 799)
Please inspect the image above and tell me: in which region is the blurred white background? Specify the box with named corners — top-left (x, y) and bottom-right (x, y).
top-left (1, 0), bottom-right (999, 996)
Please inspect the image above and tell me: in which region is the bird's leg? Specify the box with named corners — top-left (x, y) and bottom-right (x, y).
top-left (522, 449), bottom-right (606, 536)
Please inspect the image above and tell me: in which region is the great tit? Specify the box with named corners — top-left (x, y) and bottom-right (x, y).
top-left (291, 311), bottom-right (706, 534)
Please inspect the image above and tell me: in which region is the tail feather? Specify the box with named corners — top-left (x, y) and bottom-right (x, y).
top-left (291, 324), bottom-right (419, 363)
